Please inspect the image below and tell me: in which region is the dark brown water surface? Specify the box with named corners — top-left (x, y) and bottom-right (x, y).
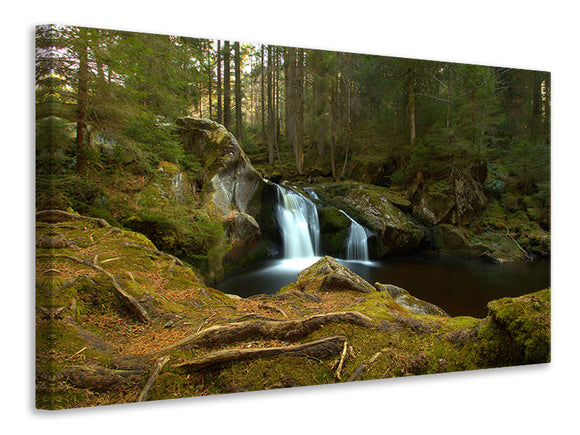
top-left (216, 254), bottom-right (550, 318)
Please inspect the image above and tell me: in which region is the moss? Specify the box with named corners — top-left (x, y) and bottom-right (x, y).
top-left (473, 288), bottom-right (550, 366)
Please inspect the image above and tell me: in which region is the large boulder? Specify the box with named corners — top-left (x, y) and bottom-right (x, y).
top-left (453, 176), bottom-right (488, 226)
top-left (293, 256), bottom-right (376, 294)
top-left (339, 188), bottom-right (425, 257)
top-left (176, 117), bottom-right (270, 218)
top-left (318, 206), bottom-right (352, 256)
top-left (176, 118), bottom-right (277, 276)
top-left (413, 191), bottom-right (455, 226)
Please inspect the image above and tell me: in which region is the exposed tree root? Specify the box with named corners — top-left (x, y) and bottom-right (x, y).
top-left (36, 209), bottom-right (111, 227)
top-left (58, 365), bottom-right (144, 392)
top-left (137, 355), bottom-right (171, 402)
top-left (120, 241), bottom-right (186, 267)
top-left (38, 254), bottom-right (150, 323)
top-left (163, 311), bottom-right (373, 351)
top-left (175, 335), bottom-right (347, 372)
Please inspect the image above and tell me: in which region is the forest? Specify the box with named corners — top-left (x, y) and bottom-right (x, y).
top-left (36, 24), bottom-right (550, 199)
top-left (35, 24), bottom-right (551, 410)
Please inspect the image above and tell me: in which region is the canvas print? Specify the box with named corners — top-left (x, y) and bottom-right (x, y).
top-left (35, 24), bottom-right (551, 409)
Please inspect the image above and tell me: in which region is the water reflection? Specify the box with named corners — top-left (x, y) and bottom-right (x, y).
top-left (216, 254), bottom-right (550, 318)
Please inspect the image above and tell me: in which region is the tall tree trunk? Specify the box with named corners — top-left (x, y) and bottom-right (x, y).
top-left (223, 40), bottom-right (231, 130)
top-left (408, 65), bottom-right (416, 148)
top-left (267, 45), bottom-right (275, 165)
top-left (76, 30), bottom-right (89, 176)
top-left (261, 45), bottom-right (266, 148)
top-left (234, 41), bottom-right (243, 143)
top-left (296, 48), bottom-right (304, 175)
top-left (531, 70), bottom-right (543, 144)
top-left (208, 45), bottom-right (213, 120)
top-left (286, 47), bottom-right (297, 155)
top-left (471, 89), bottom-right (476, 148)
top-left (217, 40), bottom-right (222, 124)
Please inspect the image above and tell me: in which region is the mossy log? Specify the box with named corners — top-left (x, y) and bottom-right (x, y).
top-left (175, 335), bottom-right (347, 372)
top-left (164, 311), bottom-right (373, 351)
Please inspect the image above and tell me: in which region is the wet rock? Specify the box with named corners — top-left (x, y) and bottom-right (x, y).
top-left (375, 283), bottom-right (449, 317)
top-left (340, 188), bottom-right (424, 257)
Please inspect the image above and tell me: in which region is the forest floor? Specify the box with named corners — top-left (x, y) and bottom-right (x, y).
top-left (35, 210), bottom-right (550, 409)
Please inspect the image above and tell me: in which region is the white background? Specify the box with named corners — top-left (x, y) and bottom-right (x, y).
top-left (3, 1), bottom-right (578, 433)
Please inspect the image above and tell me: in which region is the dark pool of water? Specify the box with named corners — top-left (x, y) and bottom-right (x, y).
top-left (215, 254), bottom-right (551, 318)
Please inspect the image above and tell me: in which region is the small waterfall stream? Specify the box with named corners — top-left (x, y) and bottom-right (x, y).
top-left (275, 185), bottom-right (320, 259)
top-left (340, 210), bottom-right (370, 261)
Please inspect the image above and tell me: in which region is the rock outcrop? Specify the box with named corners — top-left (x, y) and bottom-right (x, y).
top-left (293, 256), bottom-right (377, 294)
top-left (340, 188), bottom-right (425, 257)
top-left (176, 117), bottom-right (270, 218)
top-left (176, 117), bottom-right (277, 274)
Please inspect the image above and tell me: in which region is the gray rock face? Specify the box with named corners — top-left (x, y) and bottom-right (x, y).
top-left (413, 192), bottom-right (455, 226)
top-left (339, 189), bottom-right (424, 257)
top-left (454, 177), bottom-right (488, 225)
top-left (176, 118), bottom-right (275, 276)
top-left (374, 283), bottom-right (449, 317)
top-left (176, 117), bottom-right (268, 217)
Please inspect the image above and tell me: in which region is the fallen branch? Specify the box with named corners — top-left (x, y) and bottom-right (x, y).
top-left (335, 342), bottom-right (349, 380)
top-left (163, 311), bottom-right (373, 351)
top-left (506, 229), bottom-right (533, 261)
top-left (137, 355), bottom-right (170, 402)
top-left (347, 351), bottom-right (383, 382)
top-left (175, 335), bottom-right (347, 372)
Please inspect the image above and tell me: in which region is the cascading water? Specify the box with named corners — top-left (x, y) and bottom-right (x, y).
top-left (340, 210), bottom-right (370, 261)
top-left (275, 185), bottom-right (320, 259)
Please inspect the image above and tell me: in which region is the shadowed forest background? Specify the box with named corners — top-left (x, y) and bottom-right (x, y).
top-left (36, 24), bottom-right (550, 210)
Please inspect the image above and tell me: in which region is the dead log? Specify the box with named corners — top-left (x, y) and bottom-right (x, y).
top-left (163, 311), bottom-right (373, 351)
top-left (175, 335), bottom-right (347, 372)
top-left (36, 209), bottom-right (110, 227)
top-left (137, 355), bottom-right (170, 402)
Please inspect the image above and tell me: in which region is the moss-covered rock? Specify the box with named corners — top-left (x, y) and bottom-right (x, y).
top-left (283, 256), bottom-right (377, 294)
top-left (318, 206), bottom-right (351, 255)
top-left (374, 283), bottom-right (449, 317)
top-left (475, 289), bottom-right (551, 366)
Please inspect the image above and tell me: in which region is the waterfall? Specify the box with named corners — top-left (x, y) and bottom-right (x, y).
top-left (340, 210), bottom-right (369, 261)
top-left (275, 185), bottom-right (320, 259)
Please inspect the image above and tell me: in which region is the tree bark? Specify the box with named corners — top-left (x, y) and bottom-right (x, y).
top-left (223, 40), bottom-right (231, 130)
top-left (234, 41), bottom-right (243, 143)
top-left (408, 65), bottom-right (416, 148)
top-left (162, 311), bottom-right (372, 351)
top-left (217, 40), bottom-right (222, 124)
top-left (76, 29), bottom-right (89, 176)
top-left (267, 45), bottom-right (275, 164)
